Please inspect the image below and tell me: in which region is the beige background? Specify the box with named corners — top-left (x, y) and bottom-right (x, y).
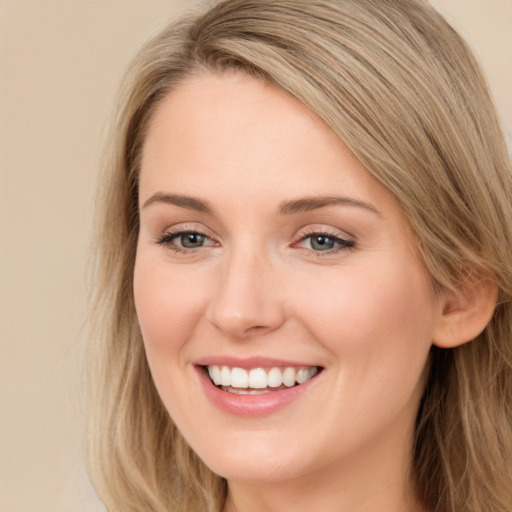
top-left (0, 1), bottom-right (510, 511)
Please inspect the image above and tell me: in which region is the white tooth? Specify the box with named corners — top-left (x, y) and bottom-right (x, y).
top-left (296, 367), bottom-right (319, 384)
top-left (296, 368), bottom-right (310, 384)
top-left (231, 367), bottom-right (249, 388)
top-left (307, 367), bottom-right (318, 380)
top-left (267, 367), bottom-right (283, 388)
top-left (210, 366), bottom-right (221, 385)
top-left (248, 368), bottom-right (267, 389)
top-left (227, 388), bottom-right (250, 395)
top-left (221, 366), bottom-right (231, 386)
top-left (282, 367), bottom-right (296, 387)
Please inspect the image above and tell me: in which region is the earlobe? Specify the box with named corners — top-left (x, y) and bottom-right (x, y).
top-left (433, 271), bottom-right (498, 349)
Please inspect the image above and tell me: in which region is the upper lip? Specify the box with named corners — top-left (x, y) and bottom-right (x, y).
top-left (194, 356), bottom-right (322, 369)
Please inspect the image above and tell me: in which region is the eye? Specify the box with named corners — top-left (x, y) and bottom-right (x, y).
top-left (155, 230), bottom-right (217, 252)
top-left (176, 232), bottom-right (207, 248)
top-left (308, 234), bottom-right (338, 251)
top-left (295, 231), bottom-right (355, 254)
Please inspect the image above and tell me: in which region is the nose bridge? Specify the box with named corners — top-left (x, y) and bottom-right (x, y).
top-left (207, 241), bottom-right (285, 339)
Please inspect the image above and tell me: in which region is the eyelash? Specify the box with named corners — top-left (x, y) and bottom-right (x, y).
top-left (294, 229), bottom-right (355, 256)
top-left (154, 229), bottom-right (355, 256)
top-left (154, 230), bottom-right (218, 254)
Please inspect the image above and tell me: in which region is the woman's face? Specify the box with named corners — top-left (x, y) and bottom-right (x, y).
top-left (135, 72), bottom-right (442, 486)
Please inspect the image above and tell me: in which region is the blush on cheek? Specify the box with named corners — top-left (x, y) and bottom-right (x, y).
top-left (297, 258), bottom-right (434, 360)
top-left (133, 260), bottom-right (210, 357)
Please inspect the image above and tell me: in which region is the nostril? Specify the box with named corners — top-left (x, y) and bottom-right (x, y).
top-left (247, 325), bottom-right (268, 332)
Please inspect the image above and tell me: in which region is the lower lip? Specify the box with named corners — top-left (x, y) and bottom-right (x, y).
top-left (195, 366), bottom-right (321, 417)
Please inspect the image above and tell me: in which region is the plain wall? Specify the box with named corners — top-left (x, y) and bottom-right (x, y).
top-left (0, 1), bottom-right (510, 511)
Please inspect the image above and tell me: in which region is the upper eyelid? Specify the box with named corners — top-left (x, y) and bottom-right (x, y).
top-left (159, 222), bottom-right (216, 237)
top-left (295, 225), bottom-right (355, 240)
top-left (299, 228), bottom-right (346, 237)
top-left (160, 228), bottom-right (216, 243)
top-left (295, 232), bottom-right (355, 246)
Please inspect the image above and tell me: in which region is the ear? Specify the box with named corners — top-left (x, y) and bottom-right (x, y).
top-left (433, 270), bottom-right (498, 349)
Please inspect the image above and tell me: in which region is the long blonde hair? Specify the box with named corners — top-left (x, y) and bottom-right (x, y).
top-left (86, 1), bottom-right (512, 511)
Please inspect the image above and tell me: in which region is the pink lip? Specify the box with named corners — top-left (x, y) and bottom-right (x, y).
top-left (194, 355), bottom-right (319, 369)
top-left (194, 364), bottom-right (322, 417)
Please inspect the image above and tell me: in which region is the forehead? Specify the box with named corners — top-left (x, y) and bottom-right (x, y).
top-left (141, 71), bottom-right (339, 175)
top-left (139, 72), bottom-right (397, 221)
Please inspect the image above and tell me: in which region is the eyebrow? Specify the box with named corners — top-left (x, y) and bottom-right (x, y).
top-left (277, 196), bottom-right (380, 216)
top-left (142, 192), bottom-right (214, 213)
top-left (142, 192), bottom-right (380, 216)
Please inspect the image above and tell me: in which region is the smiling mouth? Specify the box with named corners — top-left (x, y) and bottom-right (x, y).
top-left (204, 365), bottom-right (322, 395)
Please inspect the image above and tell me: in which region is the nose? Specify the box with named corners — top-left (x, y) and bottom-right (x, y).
top-left (206, 248), bottom-right (286, 340)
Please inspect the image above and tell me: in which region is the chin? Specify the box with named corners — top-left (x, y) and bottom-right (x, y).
top-left (185, 430), bottom-right (317, 484)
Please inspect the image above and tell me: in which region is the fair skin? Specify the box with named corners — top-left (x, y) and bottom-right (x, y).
top-left (134, 72), bottom-right (486, 512)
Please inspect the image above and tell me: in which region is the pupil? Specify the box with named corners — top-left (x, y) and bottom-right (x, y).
top-left (312, 235), bottom-right (335, 251)
top-left (181, 233), bottom-right (204, 248)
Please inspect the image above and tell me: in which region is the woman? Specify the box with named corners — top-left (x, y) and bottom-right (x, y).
top-left (86, 1), bottom-right (512, 511)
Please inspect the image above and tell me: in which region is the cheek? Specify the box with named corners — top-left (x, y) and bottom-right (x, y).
top-left (133, 253), bottom-right (208, 360)
top-left (289, 260), bottom-right (436, 449)
top-left (133, 252), bottom-right (214, 436)
top-left (292, 258), bottom-right (437, 366)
